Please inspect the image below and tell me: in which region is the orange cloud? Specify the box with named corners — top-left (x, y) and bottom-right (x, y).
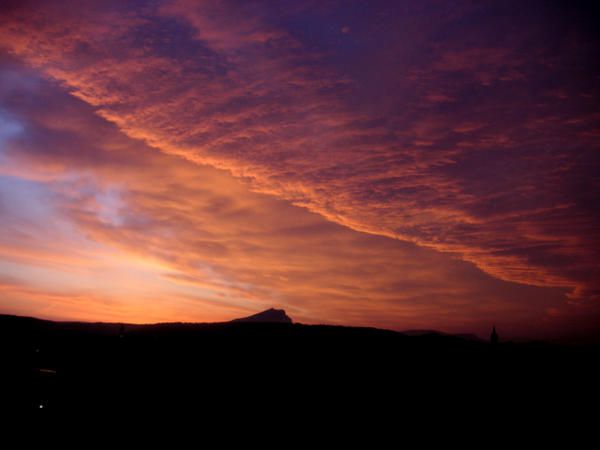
top-left (1, 1), bottom-right (599, 339)
top-left (0, 62), bottom-right (586, 339)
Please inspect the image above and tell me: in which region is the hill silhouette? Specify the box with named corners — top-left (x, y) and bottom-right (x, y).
top-left (0, 310), bottom-right (596, 412)
top-left (231, 308), bottom-right (292, 323)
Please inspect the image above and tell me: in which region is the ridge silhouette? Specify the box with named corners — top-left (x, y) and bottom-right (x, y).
top-left (0, 312), bottom-right (596, 412)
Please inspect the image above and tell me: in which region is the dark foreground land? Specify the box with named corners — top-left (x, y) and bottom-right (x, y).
top-left (1, 312), bottom-right (598, 412)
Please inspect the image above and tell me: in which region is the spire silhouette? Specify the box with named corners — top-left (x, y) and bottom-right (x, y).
top-left (490, 325), bottom-right (499, 345)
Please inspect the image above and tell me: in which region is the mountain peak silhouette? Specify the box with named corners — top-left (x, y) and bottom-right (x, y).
top-left (231, 308), bottom-right (292, 324)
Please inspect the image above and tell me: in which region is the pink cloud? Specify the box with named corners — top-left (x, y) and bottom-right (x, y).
top-left (1, 1), bottom-right (599, 338)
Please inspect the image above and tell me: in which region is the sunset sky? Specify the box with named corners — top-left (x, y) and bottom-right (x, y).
top-left (1, 0), bottom-right (599, 341)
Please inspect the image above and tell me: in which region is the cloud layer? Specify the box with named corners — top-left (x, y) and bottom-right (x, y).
top-left (1, 1), bottom-right (599, 338)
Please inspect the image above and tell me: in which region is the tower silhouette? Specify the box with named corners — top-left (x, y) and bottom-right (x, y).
top-left (490, 325), bottom-right (499, 345)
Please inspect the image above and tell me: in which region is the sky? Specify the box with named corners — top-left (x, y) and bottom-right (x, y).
top-left (0, 0), bottom-right (599, 341)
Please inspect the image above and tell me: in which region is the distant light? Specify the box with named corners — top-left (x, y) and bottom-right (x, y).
top-left (39, 404), bottom-right (44, 409)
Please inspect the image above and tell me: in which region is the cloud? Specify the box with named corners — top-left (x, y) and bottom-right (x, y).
top-left (0, 1), bottom-right (599, 337)
top-left (2, 57), bottom-right (586, 338)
